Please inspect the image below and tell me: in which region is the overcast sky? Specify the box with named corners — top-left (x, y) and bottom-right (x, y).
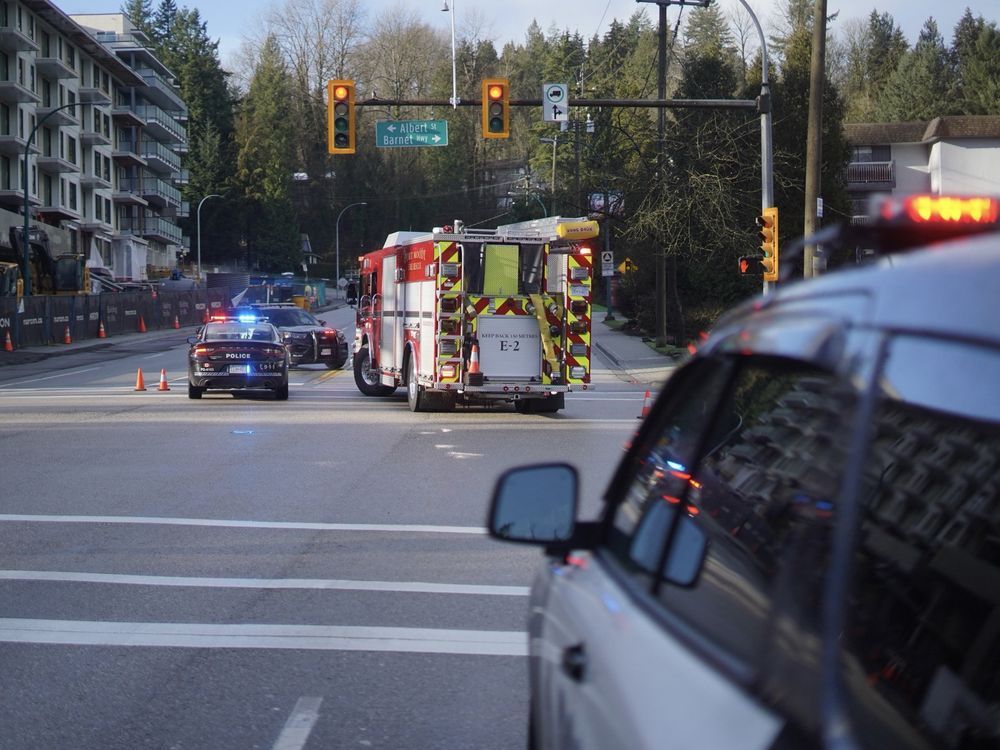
top-left (58, 0), bottom-right (995, 68)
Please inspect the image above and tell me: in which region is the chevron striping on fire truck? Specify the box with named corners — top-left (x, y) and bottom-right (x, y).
top-left (353, 217), bottom-right (598, 413)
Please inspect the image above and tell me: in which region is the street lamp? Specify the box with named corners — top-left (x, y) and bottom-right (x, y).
top-left (335, 201), bottom-right (367, 298)
top-left (441, 1), bottom-right (458, 108)
top-left (196, 194), bottom-right (222, 283)
top-left (22, 101), bottom-right (80, 295)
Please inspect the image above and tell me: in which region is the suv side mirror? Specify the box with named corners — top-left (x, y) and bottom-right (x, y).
top-left (488, 463), bottom-right (577, 545)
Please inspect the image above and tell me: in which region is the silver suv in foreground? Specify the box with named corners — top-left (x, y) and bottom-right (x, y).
top-left (489, 195), bottom-right (1000, 749)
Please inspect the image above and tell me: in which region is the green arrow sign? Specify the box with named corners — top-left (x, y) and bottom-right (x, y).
top-left (375, 120), bottom-right (449, 148)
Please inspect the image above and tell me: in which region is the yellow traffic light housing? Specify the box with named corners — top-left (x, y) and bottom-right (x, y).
top-left (328, 79), bottom-right (356, 154)
top-left (757, 206), bottom-right (779, 282)
top-left (482, 78), bottom-right (510, 139)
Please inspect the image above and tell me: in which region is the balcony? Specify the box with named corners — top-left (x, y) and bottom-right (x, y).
top-left (79, 170), bottom-right (112, 189)
top-left (112, 180), bottom-right (149, 206)
top-left (0, 79), bottom-right (39, 104)
top-left (139, 176), bottom-right (181, 208)
top-left (35, 57), bottom-right (76, 80)
top-left (135, 105), bottom-right (187, 144)
top-left (172, 168), bottom-right (189, 186)
top-left (111, 105), bottom-right (145, 128)
top-left (120, 215), bottom-right (182, 244)
top-left (846, 160), bottom-right (895, 191)
top-left (80, 125), bottom-right (112, 147)
top-left (0, 133), bottom-right (34, 156)
top-left (36, 104), bottom-right (80, 127)
top-left (37, 202), bottom-right (80, 222)
top-left (0, 26), bottom-right (39, 53)
top-left (140, 139), bottom-right (180, 173)
top-left (137, 68), bottom-right (185, 111)
top-left (78, 86), bottom-right (112, 105)
top-left (76, 215), bottom-right (114, 232)
top-left (112, 140), bottom-right (148, 168)
top-left (36, 154), bottom-right (78, 174)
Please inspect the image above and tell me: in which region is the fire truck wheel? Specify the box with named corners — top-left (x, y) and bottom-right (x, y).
top-left (407, 356), bottom-right (427, 412)
top-left (354, 346), bottom-right (395, 397)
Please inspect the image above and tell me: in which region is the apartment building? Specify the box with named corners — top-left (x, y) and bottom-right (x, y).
top-left (0, 1), bottom-right (187, 282)
top-left (844, 116), bottom-right (1000, 223)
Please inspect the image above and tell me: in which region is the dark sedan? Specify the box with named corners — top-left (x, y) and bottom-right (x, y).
top-left (238, 304), bottom-right (349, 369)
top-left (187, 316), bottom-right (290, 400)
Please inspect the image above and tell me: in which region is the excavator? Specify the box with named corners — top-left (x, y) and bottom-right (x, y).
top-left (0, 226), bottom-right (87, 297)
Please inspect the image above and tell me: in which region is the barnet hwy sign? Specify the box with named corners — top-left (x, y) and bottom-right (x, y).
top-left (375, 120), bottom-right (449, 148)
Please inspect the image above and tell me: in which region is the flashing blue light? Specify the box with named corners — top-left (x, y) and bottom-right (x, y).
top-left (666, 460), bottom-right (687, 472)
top-left (237, 314), bottom-right (259, 323)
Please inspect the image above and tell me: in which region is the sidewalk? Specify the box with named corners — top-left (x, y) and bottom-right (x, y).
top-left (591, 316), bottom-right (686, 387)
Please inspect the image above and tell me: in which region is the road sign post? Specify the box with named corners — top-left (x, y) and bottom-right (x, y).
top-left (375, 120), bottom-right (449, 148)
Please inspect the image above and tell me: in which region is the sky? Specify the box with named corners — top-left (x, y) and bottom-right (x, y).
top-left (57, 0), bottom-right (995, 69)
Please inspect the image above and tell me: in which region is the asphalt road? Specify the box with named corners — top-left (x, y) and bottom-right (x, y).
top-left (0, 306), bottom-right (649, 750)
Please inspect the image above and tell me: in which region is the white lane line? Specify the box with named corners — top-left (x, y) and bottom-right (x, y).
top-left (0, 514), bottom-right (486, 535)
top-left (272, 697), bottom-right (322, 750)
top-left (0, 619), bottom-right (529, 656)
top-left (0, 366), bottom-right (104, 387)
top-left (0, 570), bottom-right (529, 596)
top-left (142, 352), bottom-right (169, 360)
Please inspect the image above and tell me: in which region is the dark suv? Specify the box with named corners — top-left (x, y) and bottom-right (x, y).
top-left (489, 195), bottom-right (1000, 749)
top-left (238, 304), bottom-right (348, 369)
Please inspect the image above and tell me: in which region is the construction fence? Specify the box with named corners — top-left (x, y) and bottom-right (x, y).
top-left (0, 289), bottom-right (233, 349)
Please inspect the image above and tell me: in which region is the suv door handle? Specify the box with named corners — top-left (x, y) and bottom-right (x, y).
top-left (561, 643), bottom-right (587, 682)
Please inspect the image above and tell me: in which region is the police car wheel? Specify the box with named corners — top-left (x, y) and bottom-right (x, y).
top-left (274, 384), bottom-right (289, 401)
top-left (188, 383), bottom-right (203, 399)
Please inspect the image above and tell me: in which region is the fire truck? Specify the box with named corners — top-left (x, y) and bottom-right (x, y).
top-left (353, 216), bottom-right (598, 412)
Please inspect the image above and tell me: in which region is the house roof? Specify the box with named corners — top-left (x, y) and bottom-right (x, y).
top-left (844, 116), bottom-right (1000, 146)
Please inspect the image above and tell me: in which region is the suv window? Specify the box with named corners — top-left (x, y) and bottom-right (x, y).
top-left (611, 356), bottom-right (859, 674)
top-left (842, 336), bottom-right (1000, 749)
top-left (264, 309), bottom-right (317, 327)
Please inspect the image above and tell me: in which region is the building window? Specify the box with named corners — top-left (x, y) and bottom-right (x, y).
top-left (851, 145), bottom-right (891, 163)
top-left (1, 155), bottom-right (9, 191)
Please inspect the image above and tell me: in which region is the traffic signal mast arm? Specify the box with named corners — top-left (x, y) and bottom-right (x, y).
top-left (353, 96), bottom-right (759, 111)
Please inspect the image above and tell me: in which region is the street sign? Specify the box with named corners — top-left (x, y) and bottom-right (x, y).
top-left (601, 250), bottom-right (614, 277)
top-left (543, 83), bottom-right (569, 122)
top-left (375, 120), bottom-right (448, 148)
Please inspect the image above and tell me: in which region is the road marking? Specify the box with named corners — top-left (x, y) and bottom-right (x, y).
top-left (0, 619), bottom-right (529, 656)
top-left (0, 570), bottom-right (529, 596)
top-left (0, 366), bottom-right (103, 387)
top-left (272, 697), bottom-right (322, 750)
top-left (0, 514), bottom-right (487, 535)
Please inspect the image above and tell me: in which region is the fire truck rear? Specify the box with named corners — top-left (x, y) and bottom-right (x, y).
top-left (353, 217), bottom-right (597, 412)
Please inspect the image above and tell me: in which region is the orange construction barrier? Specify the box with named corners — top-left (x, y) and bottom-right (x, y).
top-left (134, 368), bottom-right (147, 391)
top-left (63, 325), bottom-right (72, 344)
top-left (173, 315), bottom-right (180, 330)
top-left (97, 320), bottom-right (107, 338)
top-left (138, 315), bottom-right (147, 333)
top-left (157, 368), bottom-right (171, 391)
top-left (638, 390), bottom-right (653, 420)
top-left (3, 330), bottom-right (12, 352)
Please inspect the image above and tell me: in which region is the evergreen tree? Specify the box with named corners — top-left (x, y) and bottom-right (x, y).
top-left (152, 0), bottom-right (178, 44)
top-left (235, 36), bottom-right (300, 271)
top-left (120, 0), bottom-right (155, 39)
top-left (875, 19), bottom-right (961, 121)
top-left (866, 10), bottom-right (909, 98)
top-left (951, 11), bottom-right (1000, 115)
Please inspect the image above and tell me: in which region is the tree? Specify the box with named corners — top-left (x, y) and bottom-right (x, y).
top-left (152, 0), bottom-right (178, 44)
top-left (234, 35), bottom-right (301, 271)
top-left (951, 11), bottom-right (1000, 115)
top-left (875, 19), bottom-right (960, 121)
top-left (119, 0), bottom-right (155, 39)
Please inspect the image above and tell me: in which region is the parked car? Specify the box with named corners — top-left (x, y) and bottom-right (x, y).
top-left (237, 303), bottom-right (348, 369)
top-left (489, 194), bottom-right (1000, 749)
top-left (187, 313), bottom-right (290, 400)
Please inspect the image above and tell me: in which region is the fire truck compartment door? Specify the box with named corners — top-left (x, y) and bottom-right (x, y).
top-left (482, 244), bottom-right (519, 296)
top-left (477, 315), bottom-right (541, 379)
top-left (380, 255), bottom-right (399, 371)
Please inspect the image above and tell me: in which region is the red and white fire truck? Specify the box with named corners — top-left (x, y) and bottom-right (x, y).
top-left (353, 216), bottom-right (597, 412)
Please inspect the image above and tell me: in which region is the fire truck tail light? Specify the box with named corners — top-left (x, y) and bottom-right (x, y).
top-left (441, 364), bottom-right (456, 378)
top-left (569, 366), bottom-right (586, 379)
top-left (440, 296), bottom-right (460, 313)
top-left (570, 343), bottom-right (587, 356)
top-left (570, 300), bottom-right (588, 315)
top-left (441, 263), bottom-right (460, 278)
top-left (570, 267), bottom-right (589, 280)
top-left (569, 322), bottom-right (587, 334)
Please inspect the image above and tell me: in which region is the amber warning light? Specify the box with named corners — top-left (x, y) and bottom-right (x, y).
top-left (881, 195), bottom-right (999, 225)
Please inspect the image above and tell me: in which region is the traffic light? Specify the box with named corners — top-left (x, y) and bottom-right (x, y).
top-left (328, 80), bottom-right (355, 154)
top-left (482, 78), bottom-right (509, 139)
top-left (738, 256), bottom-right (761, 275)
top-left (756, 206), bottom-right (779, 282)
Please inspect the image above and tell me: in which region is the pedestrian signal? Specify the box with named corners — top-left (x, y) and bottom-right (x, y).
top-left (482, 78), bottom-right (510, 139)
top-left (328, 80), bottom-right (356, 154)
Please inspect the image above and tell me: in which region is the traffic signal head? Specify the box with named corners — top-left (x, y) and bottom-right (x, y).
top-left (756, 206), bottom-right (779, 282)
top-left (328, 80), bottom-right (356, 154)
top-left (482, 78), bottom-right (510, 139)
top-left (738, 256), bottom-right (760, 275)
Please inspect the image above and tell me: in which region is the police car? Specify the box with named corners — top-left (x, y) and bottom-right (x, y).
top-left (235, 303), bottom-right (349, 369)
top-left (489, 194), bottom-right (1000, 749)
top-left (187, 313), bottom-right (291, 400)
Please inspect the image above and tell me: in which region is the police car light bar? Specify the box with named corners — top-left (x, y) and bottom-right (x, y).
top-left (876, 194), bottom-right (999, 226)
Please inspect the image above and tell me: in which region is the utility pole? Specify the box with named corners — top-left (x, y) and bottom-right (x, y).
top-left (804, 0), bottom-right (828, 278)
top-left (655, 2), bottom-right (668, 347)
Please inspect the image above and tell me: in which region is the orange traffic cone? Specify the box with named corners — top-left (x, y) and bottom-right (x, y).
top-left (63, 325), bottom-right (72, 344)
top-left (134, 368), bottom-right (147, 391)
top-left (638, 390), bottom-right (653, 420)
top-left (138, 315), bottom-right (147, 333)
top-left (467, 341), bottom-right (483, 385)
top-left (157, 368), bottom-right (171, 391)
top-left (3, 330), bottom-right (12, 352)
top-left (173, 315), bottom-right (180, 330)
top-left (97, 320), bottom-right (106, 338)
